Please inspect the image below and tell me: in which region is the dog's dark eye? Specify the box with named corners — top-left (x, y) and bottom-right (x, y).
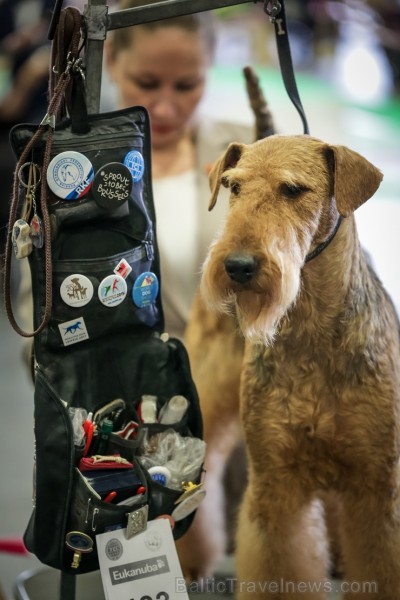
top-left (281, 183), bottom-right (306, 199)
top-left (230, 182), bottom-right (241, 196)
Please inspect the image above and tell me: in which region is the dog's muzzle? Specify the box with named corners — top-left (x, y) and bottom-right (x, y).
top-left (224, 253), bottom-right (259, 284)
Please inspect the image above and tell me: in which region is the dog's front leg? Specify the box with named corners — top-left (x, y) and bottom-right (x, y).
top-left (340, 486), bottom-right (400, 600)
top-left (235, 351), bottom-right (330, 599)
top-left (235, 481), bottom-right (329, 599)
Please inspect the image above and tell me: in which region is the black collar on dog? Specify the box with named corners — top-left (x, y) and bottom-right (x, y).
top-left (305, 216), bottom-right (343, 263)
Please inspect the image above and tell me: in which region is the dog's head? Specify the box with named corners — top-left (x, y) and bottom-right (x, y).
top-left (201, 134), bottom-right (383, 344)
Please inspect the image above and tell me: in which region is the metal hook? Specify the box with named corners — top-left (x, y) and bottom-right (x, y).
top-left (65, 52), bottom-right (85, 80)
top-left (264, 0), bottom-right (282, 22)
top-left (73, 57), bottom-right (86, 81)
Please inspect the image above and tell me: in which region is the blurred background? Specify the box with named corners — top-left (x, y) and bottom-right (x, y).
top-left (0, 1), bottom-right (399, 598)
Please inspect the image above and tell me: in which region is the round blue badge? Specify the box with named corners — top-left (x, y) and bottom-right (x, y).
top-left (123, 150), bottom-right (145, 182)
top-left (132, 272), bottom-right (159, 308)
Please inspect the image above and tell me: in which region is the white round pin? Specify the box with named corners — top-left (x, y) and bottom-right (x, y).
top-left (98, 274), bottom-right (127, 307)
top-left (47, 151), bottom-right (94, 200)
top-left (60, 274), bottom-right (94, 307)
top-left (171, 487), bottom-right (206, 521)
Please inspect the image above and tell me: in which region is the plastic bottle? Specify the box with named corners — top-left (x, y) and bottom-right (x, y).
top-left (159, 395), bottom-right (189, 424)
top-left (148, 465), bottom-right (171, 486)
top-left (139, 395), bottom-right (158, 423)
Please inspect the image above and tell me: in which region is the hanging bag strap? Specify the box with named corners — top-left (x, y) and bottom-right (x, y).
top-left (3, 7), bottom-right (84, 337)
top-left (264, 0), bottom-right (310, 135)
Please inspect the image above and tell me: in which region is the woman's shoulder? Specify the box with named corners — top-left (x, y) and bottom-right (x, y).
top-left (194, 118), bottom-right (255, 176)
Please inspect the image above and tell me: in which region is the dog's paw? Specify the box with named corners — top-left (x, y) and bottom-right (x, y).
top-left (176, 531), bottom-right (221, 582)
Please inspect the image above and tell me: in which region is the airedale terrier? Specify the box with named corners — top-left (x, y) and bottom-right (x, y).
top-left (183, 134), bottom-right (400, 598)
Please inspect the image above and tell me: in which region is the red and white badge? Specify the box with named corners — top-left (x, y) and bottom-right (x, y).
top-left (113, 258), bottom-right (132, 279)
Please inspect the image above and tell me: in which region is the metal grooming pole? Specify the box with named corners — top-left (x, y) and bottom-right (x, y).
top-left (83, 0), bottom-right (258, 114)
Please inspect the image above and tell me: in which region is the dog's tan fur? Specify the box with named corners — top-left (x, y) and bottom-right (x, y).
top-left (179, 134), bottom-right (400, 598)
top-left (176, 297), bottom-right (244, 579)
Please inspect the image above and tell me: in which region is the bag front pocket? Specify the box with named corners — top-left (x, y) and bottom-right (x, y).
top-left (64, 467), bottom-right (148, 573)
top-left (145, 469), bottom-right (205, 541)
top-left (41, 245), bottom-right (161, 349)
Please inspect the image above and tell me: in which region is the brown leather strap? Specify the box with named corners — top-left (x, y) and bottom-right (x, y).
top-left (50, 6), bottom-right (83, 122)
top-left (3, 73), bottom-right (72, 337)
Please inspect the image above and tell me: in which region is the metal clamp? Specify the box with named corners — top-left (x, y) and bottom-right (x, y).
top-left (83, 4), bottom-right (109, 41)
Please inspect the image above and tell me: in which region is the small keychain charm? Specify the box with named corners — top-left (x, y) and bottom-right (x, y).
top-left (18, 162), bottom-right (44, 249)
top-left (30, 211), bottom-right (44, 249)
top-left (65, 531), bottom-right (93, 569)
top-left (28, 166), bottom-right (44, 249)
top-left (12, 219), bottom-right (32, 259)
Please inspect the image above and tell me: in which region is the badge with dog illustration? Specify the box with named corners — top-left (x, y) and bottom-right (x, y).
top-left (60, 274), bottom-right (94, 308)
top-left (47, 151), bottom-right (94, 200)
top-left (98, 274), bottom-right (127, 307)
top-left (58, 317), bottom-right (89, 346)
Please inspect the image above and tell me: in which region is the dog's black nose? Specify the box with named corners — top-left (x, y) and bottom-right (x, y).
top-left (224, 253), bottom-right (259, 283)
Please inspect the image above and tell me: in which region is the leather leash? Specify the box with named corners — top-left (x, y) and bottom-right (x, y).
top-left (264, 0), bottom-right (310, 135)
top-left (3, 7), bottom-right (84, 337)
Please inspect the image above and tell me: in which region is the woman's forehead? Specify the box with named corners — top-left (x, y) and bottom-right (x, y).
top-left (118, 28), bottom-right (209, 73)
top-left (121, 26), bottom-right (210, 61)
top-left (127, 25), bottom-right (199, 48)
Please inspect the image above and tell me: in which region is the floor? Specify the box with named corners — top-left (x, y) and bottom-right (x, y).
top-left (1, 15), bottom-right (399, 600)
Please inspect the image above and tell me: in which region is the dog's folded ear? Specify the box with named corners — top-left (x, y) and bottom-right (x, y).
top-left (208, 142), bottom-right (245, 211)
top-left (327, 144), bottom-right (383, 217)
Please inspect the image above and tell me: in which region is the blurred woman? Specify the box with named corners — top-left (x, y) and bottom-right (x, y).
top-left (105, 0), bottom-right (253, 339)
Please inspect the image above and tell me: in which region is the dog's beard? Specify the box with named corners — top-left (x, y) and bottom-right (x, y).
top-left (201, 244), bottom-right (302, 346)
top-left (236, 253), bottom-right (301, 345)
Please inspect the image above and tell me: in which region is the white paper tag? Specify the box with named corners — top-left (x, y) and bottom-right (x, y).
top-left (96, 519), bottom-right (189, 600)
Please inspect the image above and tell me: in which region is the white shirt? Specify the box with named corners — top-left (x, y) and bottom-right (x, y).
top-left (153, 170), bottom-right (200, 339)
